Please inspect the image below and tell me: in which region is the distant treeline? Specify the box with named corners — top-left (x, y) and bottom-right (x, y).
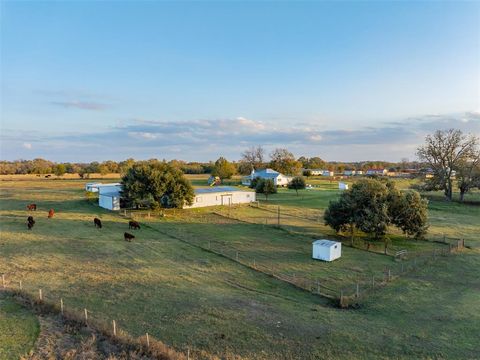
top-left (0, 156), bottom-right (423, 176)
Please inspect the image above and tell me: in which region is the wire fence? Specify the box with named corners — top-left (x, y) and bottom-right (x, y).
top-left (0, 276), bottom-right (191, 360)
top-left (119, 206), bottom-right (467, 307)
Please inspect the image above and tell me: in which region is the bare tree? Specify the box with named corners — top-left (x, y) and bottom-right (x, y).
top-left (240, 146), bottom-right (265, 173)
top-left (417, 129), bottom-right (479, 201)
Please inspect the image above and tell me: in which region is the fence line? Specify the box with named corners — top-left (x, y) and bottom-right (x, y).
top-left (0, 277), bottom-right (190, 360)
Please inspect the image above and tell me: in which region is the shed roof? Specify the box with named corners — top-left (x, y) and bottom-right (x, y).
top-left (312, 239), bottom-right (339, 247)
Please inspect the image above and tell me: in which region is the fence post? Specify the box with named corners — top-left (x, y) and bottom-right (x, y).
top-left (277, 206), bottom-right (280, 227)
top-left (236, 251), bottom-right (239, 261)
top-left (187, 348), bottom-right (190, 360)
top-left (38, 289), bottom-right (42, 301)
top-left (356, 283), bottom-right (359, 298)
top-left (19, 280), bottom-right (22, 290)
top-left (401, 263), bottom-right (404, 272)
top-left (113, 320), bottom-right (116, 336)
top-left (253, 259), bottom-right (256, 268)
top-left (2, 274), bottom-right (5, 288)
top-left (60, 298), bottom-right (64, 315)
top-left (146, 332), bottom-right (150, 347)
top-left (388, 269), bottom-right (391, 281)
top-left (84, 308), bottom-right (88, 324)
top-left (340, 290), bottom-right (344, 306)
top-left (316, 279), bottom-right (320, 294)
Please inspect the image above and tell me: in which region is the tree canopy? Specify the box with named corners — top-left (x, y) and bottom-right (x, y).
top-left (325, 179), bottom-right (428, 252)
top-left (255, 178), bottom-right (277, 200)
top-left (288, 176), bottom-right (306, 195)
top-left (121, 161), bottom-right (195, 209)
top-left (211, 157), bottom-right (236, 180)
top-left (269, 148), bottom-right (302, 176)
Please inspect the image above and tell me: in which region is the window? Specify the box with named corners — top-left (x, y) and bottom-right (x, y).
top-left (334, 245), bottom-right (337, 249)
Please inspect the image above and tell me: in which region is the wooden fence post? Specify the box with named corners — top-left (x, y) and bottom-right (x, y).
top-left (84, 308), bottom-right (88, 324)
top-left (372, 276), bottom-right (375, 289)
top-left (113, 320), bottom-right (116, 336)
top-left (38, 289), bottom-right (42, 301)
top-left (340, 290), bottom-right (344, 306)
top-left (253, 259), bottom-right (256, 268)
top-left (236, 252), bottom-right (239, 261)
top-left (60, 298), bottom-right (64, 315)
top-left (146, 332), bottom-right (150, 348)
top-left (388, 269), bottom-right (391, 281)
top-left (277, 206), bottom-right (280, 227)
top-left (356, 283), bottom-right (359, 298)
top-left (19, 280), bottom-right (22, 290)
top-left (2, 274), bottom-right (5, 288)
top-left (316, 279), bottom-right (320, 294)
top-left (187, 348), bottom-right (190, 360)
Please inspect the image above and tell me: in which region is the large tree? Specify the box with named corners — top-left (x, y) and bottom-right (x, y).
top-left (456, 153), bottom-right (480, 202)
top-left (324, 179), bottom-right (428, 252)
top-left (269, 148), bottom-right (302, 176)
top-left (211, 157), bottom-right (236, 180)
top-left (240, 146), bottom-right (265, 173)
top-left (417, 129), bottom-right (479, 201)
top-left (121, 161), bottom-right (195, 209)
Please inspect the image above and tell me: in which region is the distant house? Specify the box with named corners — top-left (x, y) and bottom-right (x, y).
top-left (98, 184), bottom-right (122, 211)
top-left (356, 170), bottom-right (364, 175)
top-left (241, 169), bottom-right (292, 187)
top-left (366, 168), bottom-right (387, 176)
top-left (343, 170), bottom-right (356, 176)
top-left (308, 169), bottom-right (334, 176)
top-left (185, 186), bottom-right (256, 208)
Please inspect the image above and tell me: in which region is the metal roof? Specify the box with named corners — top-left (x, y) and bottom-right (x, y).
top-left (194, 186), bottom-right (251, 194)
top-left (312, 240), bottom-right (339, 247)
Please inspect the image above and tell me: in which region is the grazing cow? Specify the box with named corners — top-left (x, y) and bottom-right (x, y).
top-left (27, 220), bottom-right (35, 230)
top-left (93, 217), bottom-right (102, 228)
top-left (27, 216), bottom-right (34, 224)
top-left (124, 232), bottom-right (135, 242)
top-left (128, 220), bottom-right (140, 230)
top-left (27, 204), bottom-right (37, 211)
top-left (48, 209), bottom-right (55, 218)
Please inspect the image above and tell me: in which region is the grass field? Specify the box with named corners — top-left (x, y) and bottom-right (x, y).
top-left (0, 179), bottom-right (479, 359)
top-left (0, 292), bottom-right (39, 359)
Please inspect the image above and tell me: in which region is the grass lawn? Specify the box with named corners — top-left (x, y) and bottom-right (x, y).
top-left (0, 179), bottom-right (479, 359)
top-left (0, 292), bottom-right (39, 359)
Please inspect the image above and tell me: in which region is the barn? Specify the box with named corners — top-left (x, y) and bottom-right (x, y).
top-left (185, 186), bottom-right (256, 209)
top-left (98, 184), bottom-right (122, 211)
top-left (312, 240), bottom-right (342, 262)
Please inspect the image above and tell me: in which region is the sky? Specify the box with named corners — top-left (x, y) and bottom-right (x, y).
top-left (1, 1), bottom-right (479, 163)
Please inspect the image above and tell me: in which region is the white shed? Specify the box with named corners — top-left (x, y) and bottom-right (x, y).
top-left (98, 184), bottom-right (122, 211)
top-left (312, 240), bottom-right (342, 262)
top-left (338, 182), bottom-right (349, 190)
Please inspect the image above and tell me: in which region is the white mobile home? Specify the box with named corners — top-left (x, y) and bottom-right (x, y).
top-left (98, 184), bottom-right (122, 211)
top-left (86, 182), bottom-right (122, 193)
top-left (312, 240), bottom-right (342, 262)
top-left (185, 186), bottom-right (256, 209)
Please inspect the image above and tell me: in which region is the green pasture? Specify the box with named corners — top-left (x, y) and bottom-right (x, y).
top-left (0, 179), bottom-right (479, 359)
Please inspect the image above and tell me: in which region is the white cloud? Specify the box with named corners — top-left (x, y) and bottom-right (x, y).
top-left (22, 142), bottom-right (32, 149)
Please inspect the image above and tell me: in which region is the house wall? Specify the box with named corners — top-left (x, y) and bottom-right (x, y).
top-left (185, 191), bottom-right (256, 209)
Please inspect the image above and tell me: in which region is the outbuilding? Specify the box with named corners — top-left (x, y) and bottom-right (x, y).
top-left (98, 184), bottom-right (122, 211)
top-left (312, 240), bottom-right (342, 262)
top-left (338, 182), bottom-right (349, 190)
top-left (185, 186), bottom-right (256, 208)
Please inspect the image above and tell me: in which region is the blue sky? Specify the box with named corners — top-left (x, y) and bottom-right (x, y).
top-left (1, 1), bottom-right (479, 162)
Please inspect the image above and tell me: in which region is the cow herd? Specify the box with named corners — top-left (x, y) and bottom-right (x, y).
top-left (26, 203), bottom-right (141, 242)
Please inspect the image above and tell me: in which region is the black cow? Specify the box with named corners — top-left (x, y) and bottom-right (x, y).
top-left (124, 232), bottom-right (135, 242)
top-left (93, 218), bottom-right (102, 228)
top-left (128, 220), bottom-right (140, 230)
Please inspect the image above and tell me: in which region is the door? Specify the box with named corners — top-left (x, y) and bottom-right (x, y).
top-left (221, 194), bottom-right (232, 206)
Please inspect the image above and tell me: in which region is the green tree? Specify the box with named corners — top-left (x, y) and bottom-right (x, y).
top-left (269, 148), bottom-right (302, 176)
top-left (121, 161), bottom-right (195, 209)
top-left (303, 169), bottom-right (312, 177)
top-left (255, 178), bottom-right (277, 200)
top-left (288, 176), bottom-right (306, 195)
top-left (389, 190), bottom-right (429, 239)
top-left (53, 164), bottom-right (66, 176)
top-left (211, 157), bottom-right (236, 180)
top-left (456, 155), bottom-right (480, 202)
